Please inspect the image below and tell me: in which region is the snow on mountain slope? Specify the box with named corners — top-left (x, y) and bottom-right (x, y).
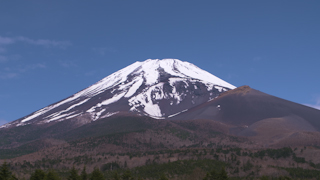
top-left (1, 59), bottom-right (236, 128)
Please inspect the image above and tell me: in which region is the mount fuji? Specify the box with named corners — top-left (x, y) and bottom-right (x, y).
top-left (2, 58), bottom-right (320, 160)
top-left (2, 59), bottom-right (320, 179)
top-left (1, 59), bottom-right (235, 129)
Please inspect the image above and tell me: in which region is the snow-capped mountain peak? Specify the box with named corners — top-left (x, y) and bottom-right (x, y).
top-left (1, 59), bottom-right (236, 128)
top-left (80, 59), bottom-right (235, 96)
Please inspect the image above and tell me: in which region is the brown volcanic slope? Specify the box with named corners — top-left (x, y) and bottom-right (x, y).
top-left (2, 85), bottom-right (320, 157)
top-left (171, 86), bottom-right (320, 146)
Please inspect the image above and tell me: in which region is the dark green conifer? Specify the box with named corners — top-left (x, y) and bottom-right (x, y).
top-left (136, 176), bottom-right (144, 180)
top-left (67, 166), bottom-right (80, 180)
top-left (89, 168), bottom-right (104, 180)
top-left (203, 169), bottom-right (218, 180)
top-left (218, 167), bottom-right (228, 180)
top-left (80, 166), bottom-right (87, 180)
top-left (260, 176), bottom-right (269, 180)
top-left (8, 174), bottom-right (18, 180)
top-left (203, 167), bottom-right (229, 180)
top-left (46, 170), bottom-right (60, 180)
top-left (30, 169), bottom-right (46, 180)
top-left (112, 172), bottom-right (121, 180)
top-left (121, 170), bottom-right (134, 180)
top-left (0, 162), bottom-right (12, 180)
top-left (158, 173), bottom-right (168, 180)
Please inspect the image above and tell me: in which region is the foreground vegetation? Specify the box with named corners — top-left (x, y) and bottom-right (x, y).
top-left (2, 147), bottom-right (320, 180)
top-left (2, 121), bottom-right (320, 180)
top-left (2, 161), bottom-right (230, 180)
top-left (0, 160), bottom-right (300, 180)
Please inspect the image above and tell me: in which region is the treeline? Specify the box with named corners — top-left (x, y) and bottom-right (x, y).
top-left (279, 167), bottom-right (320, 179)
top-left (14, 147), bottom-right (315, 171)
top-left (4, 160), bottom-right (320, 180)
top-left (1, 161), bottom-right (229, 180)
top-left (3, 146), bottom-right (320, 180)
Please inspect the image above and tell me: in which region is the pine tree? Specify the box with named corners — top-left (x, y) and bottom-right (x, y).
top-left (136, 176), bottom-right (144, 180)
top-left (203, 167), bottom-right (229, 180)
top-left (218, 167), bottom-right (228, 180)
top-left (0, 162), bottom-right (12, 180)
top-left (30, 169), bottom-right (46, 180)
top-left (89, 168), bottom-right (104, 180)
top-left (121, 170), bottom-right (133, 180)
top-left (158, 173), bottom-right (168, 180)
top-left (68, 166), bottom-right (80, 180)
top-left (260, 176), bottom-right (269, 180)
top-left (112, 172), bottom-right (121, 180)
top-left (203, 169), bottom-right (218, 180)
top-left (80, 166), bottom-right (87, 180)
top-left (46, 170), bottom-right (60, 180)
top-left (8, 174), bottom-right (18, 180)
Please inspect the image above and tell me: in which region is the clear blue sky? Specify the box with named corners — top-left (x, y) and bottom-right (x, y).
top-left (1, 0), bottom-right (320, 126)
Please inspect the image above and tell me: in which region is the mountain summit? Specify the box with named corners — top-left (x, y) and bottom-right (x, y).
top-left (2, 59), bottom-right (235, 128)
top-left (1, 58), bottom-right (320, 156)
